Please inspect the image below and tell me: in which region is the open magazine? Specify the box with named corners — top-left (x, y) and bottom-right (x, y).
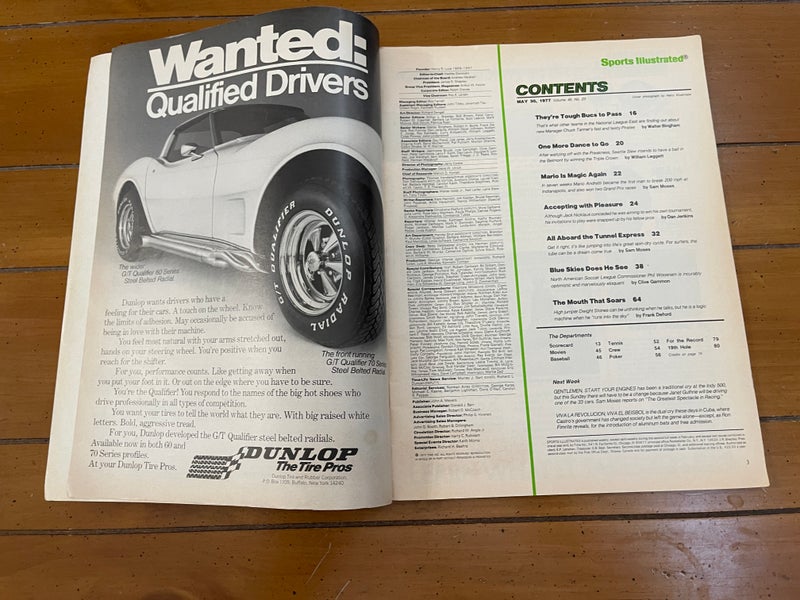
top-left (46, 6), bottom-right (768, 509)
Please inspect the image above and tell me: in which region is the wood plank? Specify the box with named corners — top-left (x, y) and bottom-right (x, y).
top-left (735, 249), bottom-right (800, 418)
top-left (722, 145), bottom-right (800, 247)
top-left (0, 0), bottom-right (744, 27)
top-left (0, 144), bottom-right (797, 269)
top-left (1, 247), bottom-right (798, 439)
top-left (0, 169), bottom-right (77, 268)
top-left (0, 271), bottom-right (63, 438)
top-left (0, 514), bottom-right (797, 598)
top-left (0, 420), bottom-right (792, 531)
top-left (1, 4), bottom-right (799, 167)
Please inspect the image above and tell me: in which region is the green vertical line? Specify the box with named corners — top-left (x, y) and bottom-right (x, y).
top-left (496, 45), bottom-right (536, 495)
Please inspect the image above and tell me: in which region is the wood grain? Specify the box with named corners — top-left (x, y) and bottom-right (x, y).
top-left (1, 3), bottom-right (799, 167)
top-left (721, 145), bottom-right (800, 247)
top-left (1, 1), bottom-right (797, 598)
top-left (1, 514), bottom-right (797, 598)
top-left (0, 0), bottom-right (750, 27)
top-left (0, 169), bottom-right (77, 269)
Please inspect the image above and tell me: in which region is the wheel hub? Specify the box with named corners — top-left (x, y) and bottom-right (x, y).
top-left (278, 210), bottom-right (344, 317)
top-left (305, 251), bottom-right (322, 274)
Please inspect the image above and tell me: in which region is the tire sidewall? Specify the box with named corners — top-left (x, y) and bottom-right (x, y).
top-left (116, 190), bottom-right (144, 261)
top-left (268, 183), bottom-right (368, 347)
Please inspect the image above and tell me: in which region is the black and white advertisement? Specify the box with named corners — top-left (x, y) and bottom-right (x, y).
top-left (61, 7), bottom-right (392, 509)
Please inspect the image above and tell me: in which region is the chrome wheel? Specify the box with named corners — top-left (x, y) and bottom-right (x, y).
top-left (267, 178), bottom-right (383, 347)
top-left (117, 198), bottom-right (135, 253)
top-left (278, 210), bottom-right (344, 316)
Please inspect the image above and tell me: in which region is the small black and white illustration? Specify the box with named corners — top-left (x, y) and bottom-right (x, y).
top-left (113, 102), bottom-right (384, 347)
top-left (103, 7), bottom-right (385, 348)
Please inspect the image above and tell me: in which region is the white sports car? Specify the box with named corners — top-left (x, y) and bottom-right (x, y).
top-left (114, 103), bottom-right (384, 348)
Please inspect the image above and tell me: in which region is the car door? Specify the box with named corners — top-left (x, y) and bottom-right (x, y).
top-left (144, 114), bottom-right (217, 237)
top-left (209, 104), bottom-right (309, 248)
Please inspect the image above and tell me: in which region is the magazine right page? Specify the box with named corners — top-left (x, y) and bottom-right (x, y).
top-left (381, 36), bottom-right (769, 499)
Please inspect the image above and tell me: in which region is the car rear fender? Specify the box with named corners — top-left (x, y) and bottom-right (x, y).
top-left (251, 147), bottom-right (383, 258)
top-left (112, 157), bottom-right (155, 229)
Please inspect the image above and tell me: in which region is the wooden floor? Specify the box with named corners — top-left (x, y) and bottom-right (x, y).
top-left (1, 1), bottom-right (798, 598)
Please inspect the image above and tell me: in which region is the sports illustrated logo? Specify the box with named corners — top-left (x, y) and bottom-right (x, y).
top-left (186, 446), bottom-right (358, 480)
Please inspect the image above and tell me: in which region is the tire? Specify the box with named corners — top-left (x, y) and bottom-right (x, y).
top-left (267, 178), bottom-right (384, 348)
top-left (116, 188), bottom-right (149, 261)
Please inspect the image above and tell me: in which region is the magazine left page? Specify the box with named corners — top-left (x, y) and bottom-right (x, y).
top-left (46, 7), bottom-right (391, 510)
